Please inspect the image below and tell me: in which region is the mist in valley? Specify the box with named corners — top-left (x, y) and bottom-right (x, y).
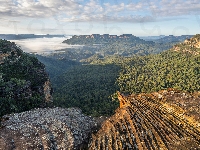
top-left (10, 37), bottom-right (72, 54)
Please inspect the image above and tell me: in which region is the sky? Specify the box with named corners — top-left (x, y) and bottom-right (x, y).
top-left (0, 0), bottom-right (200, 36)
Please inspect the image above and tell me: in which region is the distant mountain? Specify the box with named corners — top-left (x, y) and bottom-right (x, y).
top-left (0, 39), bottom-right (52, 117)
top-left (154, 35), bottom-right (193, 43)
top-left (62, 34), bottom-right (152, 45)
top-left (0, 34), bottom-right (65, 40)
top-left (139, 35), bottom-right (165, 41)
top-left (60, 34), bottom-right (177, 59)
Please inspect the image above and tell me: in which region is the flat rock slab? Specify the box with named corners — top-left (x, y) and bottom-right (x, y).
top-left (0, 107), bottom-right (97, 150)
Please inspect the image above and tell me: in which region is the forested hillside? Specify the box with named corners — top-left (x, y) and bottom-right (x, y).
top-left (0, 40), bottom-right (52, 117)
top-left (36, 34), bottom-right (199, 117)
top-left (43, 34), bottom-right (192, 66)
top-left (52, 64), bottom-right (120, 116)
top-left (35, 54), bottom-right (80, 78)
top-left (116, 50), bottom-right (199, 94)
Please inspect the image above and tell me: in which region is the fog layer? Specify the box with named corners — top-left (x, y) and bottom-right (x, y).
top-left (11, 37), bottom-right (72, 54)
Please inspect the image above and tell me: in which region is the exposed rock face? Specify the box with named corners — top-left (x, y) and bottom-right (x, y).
top-left (184, 35), bottom-right (200, 48)
top-left (117, 91), bottom-right (131, 108)
top-left (43, 79), bottom-right (53, 102)
top-left (89, 90), bottom-right (200, 149)
top-left (172, 34), bottom-right (200, 55)
top-left (0, 107), bottom-right (97, 150)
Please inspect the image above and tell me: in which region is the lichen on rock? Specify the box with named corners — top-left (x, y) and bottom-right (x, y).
top-left (0, 107), bottom-right (97, 149)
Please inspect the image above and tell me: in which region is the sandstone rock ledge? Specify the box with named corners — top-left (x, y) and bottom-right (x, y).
top-left (0, 107), bottom-right (97, 150)
top-left (89, 91), bottom-right (200, 150)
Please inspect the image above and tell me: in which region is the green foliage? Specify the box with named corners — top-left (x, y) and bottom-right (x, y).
top-left (117, 51), bottom-right (200, 94)
top-left (0, 39), bottom-right (48, 117)
top-left (52, 64), bottom-right (120, 116)
top-left (51, 48), bottom-right (200, 117)
top-left (2, 34), bottom-right (195, 119)
top-left (42, 35), bottom-right (200, 117)
top-left (2, 53), bottom-right (48, 86)
top-left (35, 54), bottom-right (80, 79)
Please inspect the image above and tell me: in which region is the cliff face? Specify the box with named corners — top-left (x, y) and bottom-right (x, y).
top-left (89, 90), bottom-right (200, 149)
top-left (0, 107), bottom-right (97, 149)
top-left (0, 39), bottom-right (52, 117)
top-left (184, 34), bottom-right (200, 48)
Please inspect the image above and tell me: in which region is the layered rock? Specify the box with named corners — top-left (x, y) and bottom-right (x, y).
top-left (0, 107), bottom-right (97, 149)
top-left (89, 90), bottom-right (200, 149)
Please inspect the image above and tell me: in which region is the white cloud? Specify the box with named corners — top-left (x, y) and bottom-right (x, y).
top-left (148, 0), bottom-right (200, 17)
top-left (126, 2), bottom-right (148, 11)
top-left (0, 0), bottom-right (81, 18)
top-left (0, 0), bottom-right (199, 24)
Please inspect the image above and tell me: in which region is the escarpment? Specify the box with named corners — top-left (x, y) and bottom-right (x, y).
top-left (0, 107), bottom-right (97, 149)
top-left (89, 90), bottom-right (200, 150)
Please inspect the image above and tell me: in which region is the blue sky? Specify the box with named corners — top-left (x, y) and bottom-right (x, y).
top-left (0, 0), bottom-right (200, 36)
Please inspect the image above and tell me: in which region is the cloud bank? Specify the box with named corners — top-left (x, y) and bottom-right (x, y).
top-left (0, 0), bottom-right (200, 23)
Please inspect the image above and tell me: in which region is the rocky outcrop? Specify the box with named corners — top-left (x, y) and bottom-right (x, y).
top-left (184, 34), bottom-right (200, 48)
top-left (117, 91), bottom-right (130, 108)
top-left (172, 34), bottom-right (200, 55)
top-left (0, 107), bottom-right (97, 150)
top-left (43, 79), bottom-right (53, 102)
top-left (89, 90), bottom-right (200, 149)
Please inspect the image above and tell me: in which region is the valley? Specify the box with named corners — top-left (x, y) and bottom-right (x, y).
top-left (0, 34), bottom-right (199, 149)
top-left (35, 34), bottom-right (199, 117)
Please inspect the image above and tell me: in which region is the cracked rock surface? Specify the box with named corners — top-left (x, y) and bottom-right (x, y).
top-left (0, 107), bottom-right (97, 150)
